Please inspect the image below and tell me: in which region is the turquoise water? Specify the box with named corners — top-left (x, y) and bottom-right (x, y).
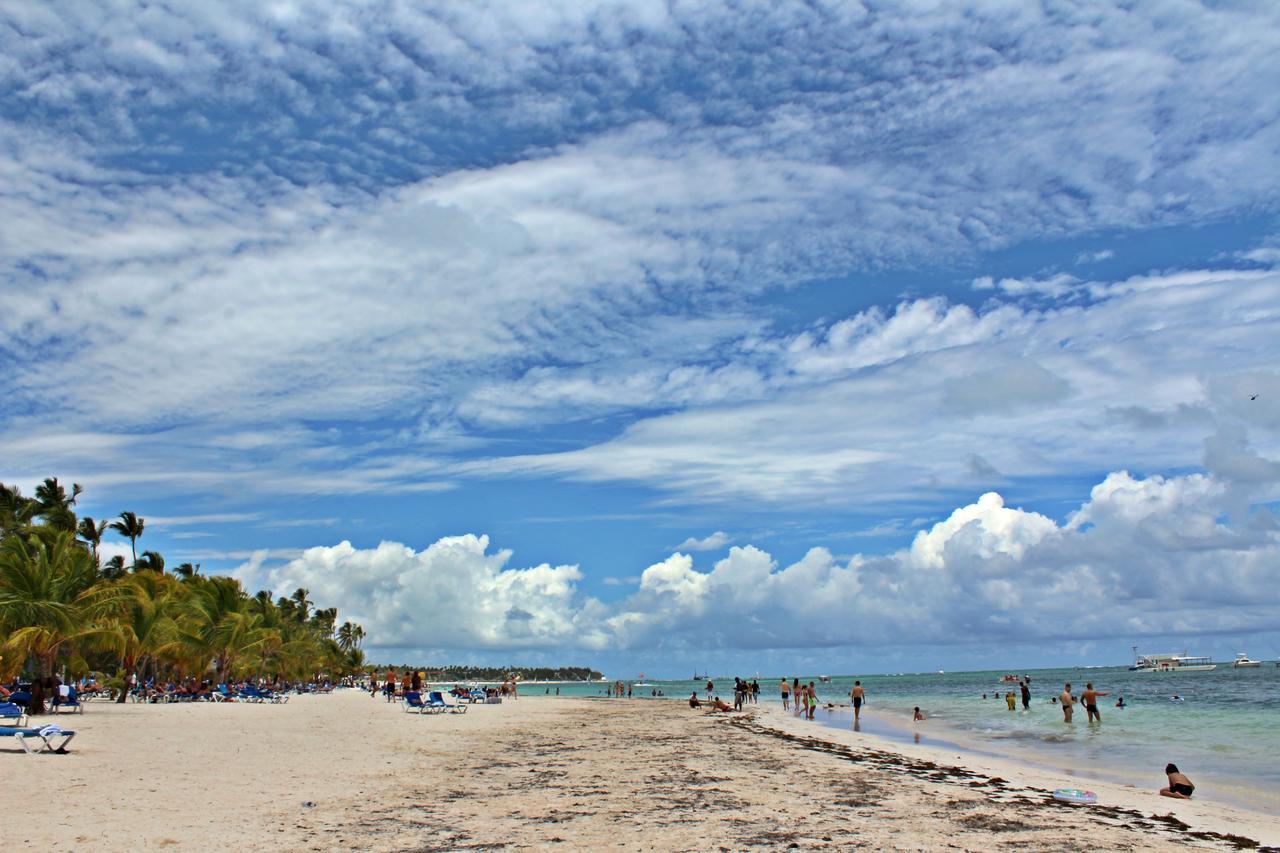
top-left (538, 665), bottom-right (1280, 813)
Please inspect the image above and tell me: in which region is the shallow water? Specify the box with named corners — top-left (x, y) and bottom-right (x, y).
top-left (540, 664), bottom-right (1280, 813)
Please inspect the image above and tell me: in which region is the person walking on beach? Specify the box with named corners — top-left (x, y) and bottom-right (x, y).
top-left (781, 678), bottom-right (790, 710)
top-left (1020, 679), bottom-right (1031, 711)
top-left (751, 679), bottom-right (759, 704)
top-left (1060, 683), bottom-right (1076, 722)
top-left (851, 680), bottom-right (865, 721)
top-left (706, 680), bottom-right (714, 701)
top-left (1080, 683), bottom-right (1108, 722)
top-left (793, 678), bottom-right (802, 715)
top-left (807, 681), bottom-right (818, 719)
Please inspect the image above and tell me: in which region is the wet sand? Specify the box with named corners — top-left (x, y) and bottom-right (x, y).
top-left (3, 690), bottom-right (1275, 850)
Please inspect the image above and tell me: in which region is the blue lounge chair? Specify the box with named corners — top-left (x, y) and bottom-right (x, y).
top-left (425, 692), bottom-right (450, 713)
top-left (212, 684), bottom-right (236, 702)
top-left (0, 724), bottom-right (76, 753)
top-left (0, 702), bottom-right (26, 727)
top-left (401, 691), bottom-right (429, 714)
top-left (51, 687), bottom-right (83, 714)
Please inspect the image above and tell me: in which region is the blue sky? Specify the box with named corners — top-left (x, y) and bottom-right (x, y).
top-left (3, 1), bottom-right (1279, 676)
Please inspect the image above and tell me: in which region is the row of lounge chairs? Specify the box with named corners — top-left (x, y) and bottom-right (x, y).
top-left (402, 691), bottom-right (468, 714)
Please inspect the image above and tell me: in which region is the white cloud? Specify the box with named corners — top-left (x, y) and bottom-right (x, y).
top-left (673, 531), bottom-right (731, 552)
top-left (470, 267), bottom-right (1280, 506)
top-left (238, 470), bottom-right (1280, 654)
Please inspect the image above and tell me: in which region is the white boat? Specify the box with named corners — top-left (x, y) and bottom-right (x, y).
top-left (818, 675), bottom-right (830, 683)
top-left (1231, 653), bottom-right (1261, 668)
top-left (1129, 647), bottom-right (1216, 673)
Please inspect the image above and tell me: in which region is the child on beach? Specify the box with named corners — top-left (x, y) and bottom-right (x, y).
top-left (913, 707), bottom-right (925, 721)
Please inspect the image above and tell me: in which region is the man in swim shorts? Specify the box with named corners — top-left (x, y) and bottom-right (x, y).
top-left (1059, 683), bottom-right (1075, 722)
top-left (850, 680), bottom-right (865, 720)
top-left (780, 678), bottom-right (790, 710)
top-left (1020, 679), bottom-right (1031, 710)
top-left (1080, 682), bottom-right (1108, 722)
top-left (1160, 763), bottom-right (1194, 799)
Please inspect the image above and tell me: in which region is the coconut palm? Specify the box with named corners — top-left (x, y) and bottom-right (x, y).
top-left (0, 483), bottom-right (36, 537)
top-left (174, 562), bottom-right (200, 580)
top-left (109, 511), bottom-right (145, 566)
top-left (107, 572), bottom-right (179, 702)
top-left (134, 550), bottom-right (166, 573)
top-left (101, 555), bottom-right (127, 580)
top-left (0, 527), bottom-right (127, 714)
top-left (33, 478), bottom-right (81, 533)
top-left (77, 516), bottom-right (109, 561)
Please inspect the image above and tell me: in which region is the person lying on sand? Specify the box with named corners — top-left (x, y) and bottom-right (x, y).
top-left (1160, 763), bottom-right (1194, 799)
top-left (710, 697), bottom-right (733, 712)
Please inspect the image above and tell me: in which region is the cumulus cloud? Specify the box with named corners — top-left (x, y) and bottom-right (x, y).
top-left (233, 470), bottom-right (1279, 657)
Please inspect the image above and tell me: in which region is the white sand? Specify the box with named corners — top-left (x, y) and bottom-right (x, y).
top-left (4, 690), bottom-right (1276, 850)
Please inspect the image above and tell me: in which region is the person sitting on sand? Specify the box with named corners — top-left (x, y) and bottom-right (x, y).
top-left (689, 692), bottom-right (701, 709)
top-left (913, 706), bottom-right (925, 721)
top-left (1160, 763), bottom-right (1194, 799)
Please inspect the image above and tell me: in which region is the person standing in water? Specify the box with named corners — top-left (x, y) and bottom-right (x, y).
top-left (1059, 683), bottom-right (1076, 722)
top-left (850, 680), bottom-right (865, 721)
top-left (1080, 682), bottom-right (1108, 722)
top-left (1020, 679), bottom-right (1031, 710)
top-left (1005, 691), bottom-right (1016, 711)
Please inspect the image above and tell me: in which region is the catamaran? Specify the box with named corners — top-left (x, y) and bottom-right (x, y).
top-left (1232, 653), bottom-right (1262, 668)
top-left (1129, 647), bottom-right (1216, 672)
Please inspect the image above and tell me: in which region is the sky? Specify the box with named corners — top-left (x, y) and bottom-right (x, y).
top-left (2, 0), bottom-right (1279, 677)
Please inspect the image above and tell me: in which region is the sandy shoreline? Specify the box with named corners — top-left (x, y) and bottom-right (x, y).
top-left (3, 690), bottom-right (1276, 851)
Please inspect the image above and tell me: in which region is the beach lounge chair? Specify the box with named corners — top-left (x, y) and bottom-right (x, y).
top-left (0, 724), bottom-right (76, 754)
top-left (401, 691), bottom-right (429, 714)
top-left (440, 692), bottom-right (467, 714)
top-left (51, 686), bottom-right (83, 714)
top-left (238, 685), bottom-right (268, 703)
top-left (425, 692), bottom-right (450, 713)
top-left (0, 702), bottom-right (27, 727)
top-left (212, 684), bottom-right (236, 702)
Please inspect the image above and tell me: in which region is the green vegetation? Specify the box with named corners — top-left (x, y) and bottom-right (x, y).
top-left (371, 664), bottom-right (603, 682)
top-left (0, 478), bottom-right (367, 714)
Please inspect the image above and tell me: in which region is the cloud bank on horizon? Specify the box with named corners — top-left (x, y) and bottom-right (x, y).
top-left (3, 0), bottom-right (1279, 666)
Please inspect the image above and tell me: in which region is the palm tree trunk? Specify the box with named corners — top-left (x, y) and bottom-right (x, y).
top-left (28, 653), bottom-right (54, 715)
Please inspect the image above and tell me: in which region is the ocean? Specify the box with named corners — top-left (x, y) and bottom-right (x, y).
top-left (534, 664), bottom-right (1280, 813)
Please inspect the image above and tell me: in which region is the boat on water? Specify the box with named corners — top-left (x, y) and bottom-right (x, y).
top-left (1129, 647), bottom-right (1216, 672)
top-left (998, 674), bottom-right (1021, 684)
top-left (1232, 653), bottom-right (1262, 668)
top-left (818, 675), bottom-right (831, 683)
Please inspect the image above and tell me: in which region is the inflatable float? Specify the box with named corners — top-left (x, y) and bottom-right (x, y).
top-left (1052, 787), bottom-right (1098, 805)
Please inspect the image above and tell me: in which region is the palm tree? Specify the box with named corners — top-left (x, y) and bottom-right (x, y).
top-left (0, 483), bottom-right (36, 537)
top-left (109, 511), bottom-right (145, 566)
top-left (174, 562), bottom-right (200, 580)
top-left (289, 587), bottom-right (311, 622)
top-left (77, 517), bottom-right (109, 561)
top-left (0, 528), bottom-right (126, 714)
top-left (337, 621), bottom-right (366, 651)
top-left (101, 555), bottom-right (127, 580)
top-left (108, 572), bottom-right (179, 702)
top-left (134, 550), bottom-right (166, 573)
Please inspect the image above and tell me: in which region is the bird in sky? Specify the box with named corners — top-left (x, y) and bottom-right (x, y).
top-left (1249, 394), bottom-right (1259, 400)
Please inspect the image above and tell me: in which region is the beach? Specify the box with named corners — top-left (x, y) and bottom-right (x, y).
top-left (4, 690), bottom-right (1277, 851)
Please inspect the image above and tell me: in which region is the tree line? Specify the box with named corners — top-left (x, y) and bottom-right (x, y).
top-left (0, 478), bottom-right (368, 714)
